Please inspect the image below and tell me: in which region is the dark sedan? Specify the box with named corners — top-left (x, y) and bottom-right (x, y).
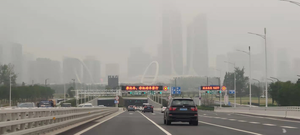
top-left (164, 98), bottom-right (198, 126)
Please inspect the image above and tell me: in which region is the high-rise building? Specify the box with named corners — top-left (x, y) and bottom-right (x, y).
top-left (83, 56), bottom-right (101, 83)
top-left (22, 53), bottom-right (35, 84)
top-left (30, 58), bottom-right (61, 84)
top-left (0, 45), bottom-right (3, 65)
top-left (105, 63), bottom-right (119, 77)
top-left (63, 57), bottom-right (82, 83)
top-left (127, 47), bottom-right (151, 77)
top-left (186, 14), bottom-right (209, 76)
top-left (293, 58), bottom-right (300, 76)
top-left (161, 9), bottom-right (183, 75)
top-left (161, 10), bottom-right (172, 75)
top-left (277, 48), bottom-right (291, 81)
top-left (11, 43), bottom-right (23, 83)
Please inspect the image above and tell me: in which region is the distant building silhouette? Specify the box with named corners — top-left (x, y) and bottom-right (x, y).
top-left (83, 56), bottom-right (101, 83)
top-left (161, 9), bottom-right (183, 75)
top-left (127, 47), bottom-right (151, 77)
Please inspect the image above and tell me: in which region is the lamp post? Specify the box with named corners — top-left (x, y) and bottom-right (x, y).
top-left (280, 0), bottom-right (300, 6)
top-left (237, 46), bottom-right (252, 107)
top-left (72, 79), bottom-right (77, 107)
top-left (224, 61), bottom-right (236, 108)
top-left (248, 28), bottom-right (268, 107)
top-left (45, 78), bottom-right (49, 86)
top-left (270, 77), bottom-right (280, 82)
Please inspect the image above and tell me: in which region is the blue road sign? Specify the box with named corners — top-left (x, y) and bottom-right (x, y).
top-left (229, 90), bottom-right (235, 94)
top-left (114, 100), bottom-right (118, 104)
top-left (177, 87), bottom-right (181, 94)
top-left (171, 87), bottom-right (176, 94)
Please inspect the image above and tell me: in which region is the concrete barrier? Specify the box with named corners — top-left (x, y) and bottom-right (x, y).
top-left (215, 106), bottom-right (300, 120)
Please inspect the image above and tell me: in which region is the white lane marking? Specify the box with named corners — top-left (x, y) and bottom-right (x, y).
top-left (229, 119), bottom-right (236, 121)
top-left (236, 114), bottom-right (300, 124)
top-left (214, 117), bottom-right (220, 119)
top-left (221, 118), bottom-right (227, 120)
top-left (74, 111), bottom-right (124, 135)
top-left (227, 114), bottom-right (231, 116)
top-left (139, 112), bottom-right (172, 135)
top-left (283, 128), bottom-right (287, 133)
top-left (263, 124), bottom-right (276, 126)
top-left (152, 113), bottom-right (156, 115)
top-left (203, 114), bottom-right (206, 115)
top-left (198, 121), bottom-right (263, 135)
top-left (215, 113), bottom-right (218, 115)
top-left (238, 120), bottom-right (247, 122)
top-left (249, 122), bottom-right (260, 124)
top-left (281, 126), bottom-right (298, 129)
top-left (129, 113), bottom-right (133, 115)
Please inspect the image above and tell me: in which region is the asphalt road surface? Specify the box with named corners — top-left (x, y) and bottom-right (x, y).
top-left (59, 108), bottom-right (300, 135)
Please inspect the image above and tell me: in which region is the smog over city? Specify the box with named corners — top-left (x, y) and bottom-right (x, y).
top-left (0, 0), bottom-right (299, 84)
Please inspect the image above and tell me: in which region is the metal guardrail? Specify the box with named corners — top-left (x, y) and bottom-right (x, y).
top-left (0, 107), bottom-right (118, 135)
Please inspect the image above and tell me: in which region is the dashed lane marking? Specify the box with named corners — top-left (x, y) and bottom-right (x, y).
top-left (249, 122), bottom-right (260, 124)
top-left (198, 121), bottom-right (263, 135)
top-left (263, 124), bottom-right (276, 126)
top-left (281, 126), bottom-right (298, 129)
top-left (229, 119), bottom-right (236, 121)
top-left (238, 120), bottom-right (247, 122)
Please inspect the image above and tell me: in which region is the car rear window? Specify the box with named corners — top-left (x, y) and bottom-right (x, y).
top-left (171, 99), bottom-right (195, 106)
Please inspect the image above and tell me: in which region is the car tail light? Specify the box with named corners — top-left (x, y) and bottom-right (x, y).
top-left (191, 107), bottom-right (198, 111)
top-left (169, 114), bottom-right (172, 116)
top-left (144, 106), bottom-right (147, 108)
top-left (169, 107), bottom-right (177, 111)
top-left (151, 106), bottom-right (153, 108)
top-left (194, 114), bottom-right (198, 116)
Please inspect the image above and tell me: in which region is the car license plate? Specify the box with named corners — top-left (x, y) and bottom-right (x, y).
top-left (180, 108), bottom-right (187, 111)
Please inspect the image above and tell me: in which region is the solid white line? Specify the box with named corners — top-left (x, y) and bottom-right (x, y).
top-left (236, 114), bottom-right (300, 123)
top-left (249, 122), bottom-right (260, 124)
top-left (74, 111), bottom-right (124, 135)
top-left (281, 126), bottom-right (298, 129)
top-left (198, 121), bottom-right (263, 135)
top-left (139, 112), bottom-right (172, 135)
top-left (263, 123), bottom-right (276, 126)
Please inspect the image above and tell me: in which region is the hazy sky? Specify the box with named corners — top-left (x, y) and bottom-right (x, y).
top-left (1, 0), bottom-right (300, 74)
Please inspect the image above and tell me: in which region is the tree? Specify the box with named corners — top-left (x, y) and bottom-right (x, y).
top-left (0, 64), bottom-right (17, 86)
top-left (223, 67), bottom-right (249, 104)
top-left (67, 87), bottom-right (75, 97)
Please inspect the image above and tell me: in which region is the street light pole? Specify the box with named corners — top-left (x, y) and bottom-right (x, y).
top-left (9, 73), bottom-right (11, 107)
top-left (280, 0), bottom-right (300, 6)
top-left (248, 28), bottom-right (268, 107)
top-left (224, 61), bottom-right (236, 108)
top-left (45, 78), bottom-right (49, 86)
top-left (237, 46), bottom-right (252, 107)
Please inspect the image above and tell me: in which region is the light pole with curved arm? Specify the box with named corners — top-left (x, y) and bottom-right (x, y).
top-left (280, 0), bottom-right (300, 6)
top-left (237, 46), bottom-right (252, 107)
top-left (270, 77), bottom-right (280, 82)
top-left (224, 61), bottom-right (236, 108)
top-left (248, 28), bottom-right (268, 107)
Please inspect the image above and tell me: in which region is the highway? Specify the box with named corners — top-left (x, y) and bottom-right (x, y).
top-left (58, 108), bottom-right (300, 135)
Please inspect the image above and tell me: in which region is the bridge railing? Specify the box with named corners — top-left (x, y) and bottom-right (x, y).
top-left (0, 107), bottom-right (118, 135)
top-left (214, 106), bottom-right (300, 119)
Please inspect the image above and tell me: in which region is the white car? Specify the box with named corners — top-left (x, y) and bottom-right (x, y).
top-left (161, 106), bottom-right (167, 113)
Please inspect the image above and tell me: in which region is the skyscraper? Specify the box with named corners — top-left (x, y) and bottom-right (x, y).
top-left (63, 57), bottom-right (82, 83)
top-left (293, 58), bottom-right (300, 76)
top-left (11, 43), bottom-right (23, 83)
top-left (277, 48), bottom-right (291, 81)
top-left (186, 14), bottom-right (209, 76)
top-left (105, 63), bottom-right (119, 77)
top-left (0, 45), bottom-right (3, 65)
top-left (161, 9), bottom-right (183, 75)
top-left (127, 47), bottom-right (151, 77)
top-left (83, 56), bottom-right (101, 83)
top-left (34, 58), bottom-right (61, 84)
